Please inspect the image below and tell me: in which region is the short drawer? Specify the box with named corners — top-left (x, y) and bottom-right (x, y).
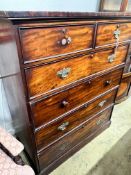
top-left (96, 22), bottom-right (131, 47)
top-left (30, 68), bottom-right (123, 128)
top-left (20, 24), bottom-right (94, 63)
top-left (25, 45), bottom-right (127, 99)
top-left (35, 89), bottom-right (116, 151)
top-left (38, 106), bottom-right (112, 169)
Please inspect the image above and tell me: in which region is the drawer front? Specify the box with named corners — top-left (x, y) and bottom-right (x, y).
top-left (116, 74), bottom-right (131, 101)
top-left (25, 45), bottom-right (127, 99)
top-left (91, 45), bottom-right (127, 73)
top-left (31, 68), bottom-right (123, 128)
top-left (38, 107), bottom-right (112, 169)
top-left (20, 24), bottom-right (94, 63)
top-left (96, 23), bottom-right (131, 47)
top-left (35, 89), bottom-right (116, 151)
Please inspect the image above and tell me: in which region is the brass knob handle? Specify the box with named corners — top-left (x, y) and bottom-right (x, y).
top-left (61, 100), bottom-right (69, 107)
top-left (58, 36), bottom-right (72, 46)
top-left (57, 122), bottom-right (69, 131)
top-left (90, 54), bottom-right (94, 59)
top-left (98, 100), bottom-right (107, 107)
top-left (108, 54), bottom-right (115, 63)
top-left (61, 38), bottom-right (67, 46)
top-left (104, 80), bottom-right (112, 86)
top-left (57, 67), bottom-right (71, 79)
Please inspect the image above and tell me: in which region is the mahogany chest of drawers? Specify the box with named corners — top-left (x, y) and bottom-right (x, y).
top-left (0, 11), bottom-right (131, 175)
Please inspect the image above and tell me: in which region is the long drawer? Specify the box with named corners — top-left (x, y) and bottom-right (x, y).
top-left (38, 106), bottom-right (113, 169)
top-left (19, 24), bottom-right (94, 63)
top-left (96, 22), bottom-right (131, 47)
top-left (35, 89), bottom-right (116, 151)
top-left (30, 68), bottom-right (123, 128)
top-left (25, 45), bottom-right (127, 99)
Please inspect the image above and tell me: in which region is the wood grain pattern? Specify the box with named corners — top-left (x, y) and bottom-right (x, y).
top-left (38, 106), bottom-right (113, 169)
top-left (1, 13), bottom-right (130, 175)
top-left (20, 24), bottom-right (94, 62)
top-left (39, 122), bottom-right (111, 175)
top-left (30, 68), bottom-right (123, 128)
top-left (96, 22), bottom-right (131, 47)
top-left (35, 89), bottom-right (116, 151)
top-left (25, 45), bottom-right (127, 99)
top-left (91, 44), bottom-right (128, 72)
top-left (116, 72), bottom-right (131, 101)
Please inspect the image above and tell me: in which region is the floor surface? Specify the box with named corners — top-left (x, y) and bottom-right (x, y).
top-left (49, 97), bottom-right (131, 175)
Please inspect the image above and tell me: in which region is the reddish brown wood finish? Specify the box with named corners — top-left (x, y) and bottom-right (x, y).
top-left (25, 45), bottom-right (127, 99)
top-left (20, 24), bottom-right (94, 62)
top-left (91, 45), bottom-right (128, 72)
top-left (30, 68), bottom-right (123, 128)
top-left (38, 106), bottom-right (113, 169)
top-left (116, 72), bottom-right (131, 101)
top-left (1, 12), bottom-right (131, 175)
top-left (35, 90), bottom-right (116, 151)
top-left (96, 22), bottom-right (131, 47)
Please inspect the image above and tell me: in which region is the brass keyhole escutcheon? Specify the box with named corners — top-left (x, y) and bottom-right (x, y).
top-left (61, 100), bottom-right (69, 107)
